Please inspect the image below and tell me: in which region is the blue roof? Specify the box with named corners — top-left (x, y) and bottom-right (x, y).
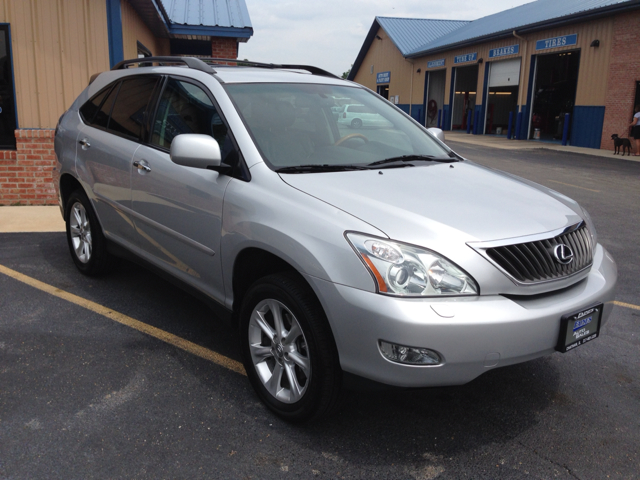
top-left (347, 17), bottom-right (468, 80)
top-left (409, 0), bottom-right (635, 56)
top-left (158, 0), bottom-right (252, 28)
top-left (377, 17), bottom-right (469, 56)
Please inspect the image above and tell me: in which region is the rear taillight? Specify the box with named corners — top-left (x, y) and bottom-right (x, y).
top-left (343, 112), bottom-right (346, 118)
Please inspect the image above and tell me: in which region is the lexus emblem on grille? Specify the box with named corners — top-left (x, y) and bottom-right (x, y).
top-left (553, 244), bottom-right (574, 265)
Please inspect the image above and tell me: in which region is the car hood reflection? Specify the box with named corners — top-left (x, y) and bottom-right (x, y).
top-left (280, 161), bottom-right (582, 246)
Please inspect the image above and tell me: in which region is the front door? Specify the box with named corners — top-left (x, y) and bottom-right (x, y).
top-left (131, 77), bottom-right (233, 301)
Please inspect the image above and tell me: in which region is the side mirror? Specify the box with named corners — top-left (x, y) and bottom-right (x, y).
top-left (170, 134), bottom-right (226, 172)
top-left (427, 128), bottom-right (445, 143)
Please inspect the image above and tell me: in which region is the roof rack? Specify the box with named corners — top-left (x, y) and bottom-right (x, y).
top-left (111, 56), bottom-right (340, 80)
top-left (111, 56), bottom-right (216, 74)
top-left (201, 58), bottom-right (340, 79)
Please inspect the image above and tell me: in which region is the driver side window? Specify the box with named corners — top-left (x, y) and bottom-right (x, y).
top-left (151, 78), bottom-right (232, 160)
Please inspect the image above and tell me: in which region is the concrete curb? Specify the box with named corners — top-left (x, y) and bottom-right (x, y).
top-left (445, 131), bottom-right (640, 162)
top-left (0, 206), bottom-right (65, 233)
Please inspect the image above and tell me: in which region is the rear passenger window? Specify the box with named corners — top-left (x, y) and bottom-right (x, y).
top-left (108, 76), bottom-right (159, 140)
top-left (151, 78), bottom-right (229, 152)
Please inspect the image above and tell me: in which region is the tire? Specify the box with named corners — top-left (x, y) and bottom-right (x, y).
top-left (240, 272), bottom-right (342, 422)
top-left (351, 118), bottom-right (363, 129)
top-left (65, 189), bottom-right (112, 276)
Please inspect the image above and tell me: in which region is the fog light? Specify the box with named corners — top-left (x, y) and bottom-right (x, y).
top-left (379, 341), bottom-right (442, 365)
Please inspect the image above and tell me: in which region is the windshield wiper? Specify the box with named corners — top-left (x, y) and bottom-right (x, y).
top-left (275, 164), bottom-right (369, 174)
top-left (367, 154), bottom-right (457, 167)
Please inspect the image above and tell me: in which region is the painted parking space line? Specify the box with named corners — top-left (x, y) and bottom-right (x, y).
top-left (0, 264), bottom-right (246, 376)
top-left (614, 300), bottom-right (640, 311)
top-left (547, 179), bottom-right (601, 193)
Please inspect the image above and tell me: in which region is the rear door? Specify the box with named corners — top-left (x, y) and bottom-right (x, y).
top-left (76, 75), bottom-right (160, 246)
top-left (130, 76), bottom-right (234, 301)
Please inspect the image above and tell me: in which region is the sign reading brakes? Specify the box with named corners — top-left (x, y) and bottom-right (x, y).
top-left (454, 53), bottom-right (477, 64)
top-left (536, 34), bottom-right (577, 51)
top-left (489, 44), bottom-right (520, 59)
top-left (376, 71), bottom-right (390, 84)
top-left (428, 59), bottom-right (445, 68)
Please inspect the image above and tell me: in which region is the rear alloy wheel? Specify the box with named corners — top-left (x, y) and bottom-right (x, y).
top-left (240, 273), bottom-right (342, 422)
top-left (351, 118), bottom-right (363, 129)
top-left (65, 189), bottom-right (112, 275)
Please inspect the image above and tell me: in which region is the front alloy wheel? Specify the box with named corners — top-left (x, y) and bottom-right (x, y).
top-left (248, 299), bottom-right (311, 403)
top-left (240, 273), bottom-right (342, 422)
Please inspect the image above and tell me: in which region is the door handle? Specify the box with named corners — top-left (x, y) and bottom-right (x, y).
top-left (133, 160), bottom-right (151, 172)
top-left (78, 138), bottom-right (90, 149)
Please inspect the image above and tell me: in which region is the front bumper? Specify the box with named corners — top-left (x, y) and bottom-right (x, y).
top-left (308, 244), bottom-right (617, 388)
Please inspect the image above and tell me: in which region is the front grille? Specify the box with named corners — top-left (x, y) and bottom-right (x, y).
top-left (485, 223), bottom-right (593, 284)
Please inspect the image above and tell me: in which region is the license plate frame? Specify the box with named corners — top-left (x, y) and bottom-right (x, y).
top-left (556, 303), bottom-right (603, 353)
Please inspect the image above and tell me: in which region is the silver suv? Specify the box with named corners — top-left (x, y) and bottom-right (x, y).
top-left (54, 57), bottom-right (617, 422)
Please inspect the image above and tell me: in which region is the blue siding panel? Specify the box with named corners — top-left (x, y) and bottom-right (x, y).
top-left (106, 0), bottom-right (123, 68)
top-left (571, 106), bottom-right (606, 149)
top-left (397, 104), bottom-right (410, 115)
top-left (473, 104), bottom-right (483, 135)
top-left (397, 104), bottom-right (422, 122)
top-left (442, 104), bottom-right (451, 131)
top-left (518, 104), bottom-right (530, 140)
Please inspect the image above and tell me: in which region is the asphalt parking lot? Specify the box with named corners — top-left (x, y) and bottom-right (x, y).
top-left (1, 143), bottom-right (639, 479)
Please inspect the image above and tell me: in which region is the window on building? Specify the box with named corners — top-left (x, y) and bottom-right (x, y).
top-left (0, 25), bottom-right (17, 149)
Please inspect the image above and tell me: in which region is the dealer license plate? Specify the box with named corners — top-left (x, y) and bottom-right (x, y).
top-left (556, 304), bottom-right (603, 353)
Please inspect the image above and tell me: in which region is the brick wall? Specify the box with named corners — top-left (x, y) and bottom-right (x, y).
top-left (600, 10), bottom-right (640, 150)
top-left (211, 37), bottom-right (238, 61)
top-left (0, 129), bottom-right (57, 205)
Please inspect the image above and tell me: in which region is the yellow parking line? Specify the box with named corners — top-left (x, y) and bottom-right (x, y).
top-left (614, 300), bottom-right (640, 311)
top-left (547, 179), bottom-right (600, 193)
top-left (0, 264), bottom-right (246, 376)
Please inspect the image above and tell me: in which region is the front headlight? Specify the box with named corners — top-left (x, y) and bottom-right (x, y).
top-left (580, 206), bottom-right (598, 247)
top-left (346, 232), bottom-right (478, 297)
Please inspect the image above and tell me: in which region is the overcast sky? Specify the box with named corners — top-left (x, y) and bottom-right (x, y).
top-left (240, 0), bottom-right (535, 76)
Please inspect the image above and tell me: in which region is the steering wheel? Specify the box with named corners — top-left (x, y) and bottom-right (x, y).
top-left (335, 133), bottom-right (369, 146)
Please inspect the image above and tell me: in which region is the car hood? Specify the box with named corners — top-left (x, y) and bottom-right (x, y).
top-left (280, 161), bottom-right (583, 247)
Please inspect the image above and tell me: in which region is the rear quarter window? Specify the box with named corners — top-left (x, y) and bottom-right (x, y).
top-left (79, 85), bottom-right (114, 125)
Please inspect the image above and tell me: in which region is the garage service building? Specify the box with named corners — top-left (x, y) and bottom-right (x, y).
top-left (348, 0), bottom-right (640, 151)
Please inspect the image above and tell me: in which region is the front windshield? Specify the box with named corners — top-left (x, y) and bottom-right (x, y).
top-left (224, 83), bottom-right (450, 170)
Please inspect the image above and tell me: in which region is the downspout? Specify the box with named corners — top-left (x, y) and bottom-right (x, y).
top-left (513, 30), bottom-right (528, 139)
top-left (512, 30), bottom-right (527, 108)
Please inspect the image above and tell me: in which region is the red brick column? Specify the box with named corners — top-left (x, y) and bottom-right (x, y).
top-left (212, 37), bottom-right (238, 62)
top-left (0, 129), bottom-right (57, 205)
top-left (600, 10), bottom-right (640, 150)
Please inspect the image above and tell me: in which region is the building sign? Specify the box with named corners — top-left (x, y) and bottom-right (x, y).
top-left (376, 71), bottom-right (390, 84)
top-left (427, 59), bottom-right (445, 68)
top-left (454, 52), bottom-right (477, 64)
top-left (489, 44), bottom-right (520, 59)
top-left (536, 34), bottom-right (577, 51)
